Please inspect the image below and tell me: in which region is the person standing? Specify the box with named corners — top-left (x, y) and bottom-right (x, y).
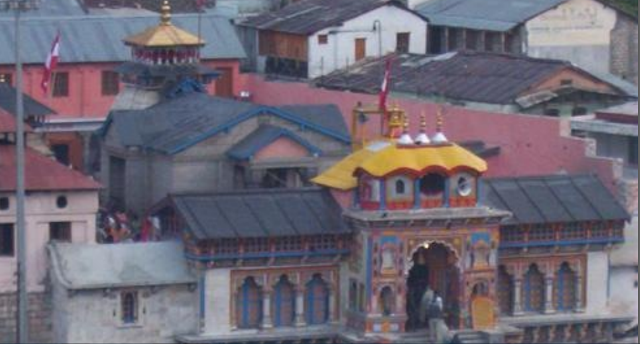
top-left (428, 291), bottom-right (447, 343)
top-left (419, 285), bottom-right (434, 326)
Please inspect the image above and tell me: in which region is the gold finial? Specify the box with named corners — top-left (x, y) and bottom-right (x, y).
top-left (402, 114), bottom-right (409, 132)
top-left (0, 74), bottom-right (5, 84)
top-left (160, 0), bottom-right (171, 25)
top-left (436, 107), bottom-right (444, 132)
top-left (420, 111), bottom-right (427, 132)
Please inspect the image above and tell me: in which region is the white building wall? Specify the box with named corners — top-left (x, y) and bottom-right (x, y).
top-left (609, 266), bottom-right (638, 323)
top-left (203, 268), bottom-right (232, 334)
top-left (525, 0), bottom-right (617, 75)
top-left (307, 5), bottom-right (427, 78)
top-left (0, 191), bottom-right (98, 293)
top-left (586, 251), bottom-right (609, 314)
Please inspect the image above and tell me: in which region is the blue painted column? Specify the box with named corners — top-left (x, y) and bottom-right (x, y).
top-left (379, 179), bottom-right (387, 211)
top-left (444, 178), bottom-right (451, 208)
top-left (413, 178), bottom-right (421, 209)
top-left (199, 274), bottom-right (206, 333)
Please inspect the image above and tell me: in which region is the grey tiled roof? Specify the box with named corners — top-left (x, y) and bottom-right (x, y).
top-left (173, 188), bottom-right (349, 240)
top-left (416, 0), bottom-right (567, 32)
top-left (0, 0), bottom-right (86, 18)
top-left (48, 241), bottom-right (195, 290)
top-left (239, 0), bottom-right (420, 35)
top-left (315, 51), bottom-right (634, 105)
top-left (105, 93), bottom-right (350, 154)
top-left (0, 83), bottom-right (56, 117)
top-left (0, 13), bottom-right (246, 65)
top-left (482, 174), bottom-right (630, 225)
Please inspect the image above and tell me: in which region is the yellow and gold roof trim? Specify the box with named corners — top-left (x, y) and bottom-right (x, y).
top-left (123, 0), bottom-right (205, 47)
top-left (312, 141), bottom-right (487, 191)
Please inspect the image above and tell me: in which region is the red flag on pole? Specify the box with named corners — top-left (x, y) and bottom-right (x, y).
top-left (378, 57), bottom-right (392, 113)
top-left (41, 33), bottom-right (60, 95)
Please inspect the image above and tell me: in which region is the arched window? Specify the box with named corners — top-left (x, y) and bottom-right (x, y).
top-left (379, 286), bottom-right (394, 316)
top-left (555, 263), bottom-right (576, 312)
top-left (523, 264), bottom-right (545, 313)
top-left (237, 277), bottom-right (263, 329)
top-left (497, 266), bottom-right (514, 316)
top-left (395, 179), bottom-right (406, 195)
top-left (121, 291), bottom-right (138, 324)
top-left (273, 276), bottom-right (295, 327)
top-left (305, 274), bottom-right (329, 325)
top-left (420, 173), bottom-right (446, 196)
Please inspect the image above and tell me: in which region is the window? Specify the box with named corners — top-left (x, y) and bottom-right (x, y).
top-left (56, 195), bottom-right (68, 209)
top-left (305, 274), bottom-right (329, 325)
top-left (590, 223), bottom-right (609, 238)
top-left (49, 222), bottom-right (72, 242)
top-left (52, 144), bottom-right (70, 166)
top-left (318, 34), bottom-right (328, 45)
top-left (0, 197), bottom-right (8, 211)
top-left (523, 264), bottom-right (545, 313)
top-left (396, 32), bottom-right (410, 54)
top-left (243, 238), bottom-right (269, 253)
top-left (212, 238), bottom-right (237, 255)
top-left (237, 277), bottom-right (263, 329)
top-left (554, 263), bottom-right (576, 312)
top-left (529, 225), bottom-right (555, 242)
top-left (52, 72), bottom-right (69, 98)
top-left (276, 236), bottom-right (303, 252)
top-left (497, 266), bottom-right (514, 315)
top-left (544, 108), bottom-right (560, 117)
top-left (395, 179), bottom-right (406, 195)
top-left (121, 291), bottom-right (139, 324)
top-left (0, 73), bottom-right (12, 85)
top-left (560, 79), bottom-right (573, 86)
top-left (572, 107), bottom-right (587, 116)
top-left (420, 173), bottom-right (445, 196)
top-left (560, 223), bottom-right (587, 240)
top-left (0, 224), bottom-right (14, 256)
top-left (501, 226), bottom-right (525, 242)
top-left (101, 70), bottom-right (119, 96)
top-left (273, 276), bottom-right (295, 327)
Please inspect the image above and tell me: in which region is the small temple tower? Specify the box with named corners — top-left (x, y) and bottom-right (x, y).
top-left (111, 0), bottom-right (218, 110)
top-left (313, 104), bottom-right (510, 336)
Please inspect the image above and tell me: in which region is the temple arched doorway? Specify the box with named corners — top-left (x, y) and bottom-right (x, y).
top-left (405, 241), bottom-right (461, 331)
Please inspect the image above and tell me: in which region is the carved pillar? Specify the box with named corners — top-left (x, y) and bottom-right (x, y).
top-left (574, 274), bottom-right (584, 312)
top-left (329, 287), bottom-right (338, 324)
top-left (513, 278), bottom-right (523, 315)
top-left (295, 287), bottom-right (306, 327)
top-left (262, 291), bottom-right (273, 329)
top-left (544, 275), bottom-right (555, 314)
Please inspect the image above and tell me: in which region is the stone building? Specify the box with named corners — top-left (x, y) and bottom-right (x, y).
top-left (415, 0), bottom-right (639, 86)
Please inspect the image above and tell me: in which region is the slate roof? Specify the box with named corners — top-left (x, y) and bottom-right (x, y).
top-left (315, 51), bottom-right (631, 105)
top-left (481, 174), bottom-right (630, 225)
top-left (0, 83), bottom-right (55, 117)
top-left (105, 93), bottom-right (350, 154)
top-left (173, 188), bottom-right (349, 240)
top-left (227, 124), bottom-right (322, 160)
top-left (239, 0), bottom-right (421, 35)
top-left (0, 13), bottom-right (245, 65)
top-left (0, 145), bottom-right (101, 192)
top-left (416, 0), bottom-right (567, 32)
top-left (48, 241), bottom-right (195, 290)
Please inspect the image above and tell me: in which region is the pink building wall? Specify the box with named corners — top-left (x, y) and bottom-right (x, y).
top-left (0, 59), bottom-right (243, 118)
top-left (244, 75), bottom-right (620, 193)
top-left (254, 137), bottom-right (310, 161)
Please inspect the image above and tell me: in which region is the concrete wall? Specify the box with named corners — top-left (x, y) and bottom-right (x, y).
top-left (51, 282), bottom-right (198, 343)
top-left (0, 191), bottom-right (98, 293)
top-left (307, 5), bottom-right (427, 78)
top-left (609, 266), bottom-right (638, 322)
top-left (585, 251), bottom-right (609, 314)
top-left (525, 0), bottom-right (617, 76)
top-left (202, 269), bottom-right (232, 335)
top-left (244, 74), bottom-right (620, 193)
top-left (610, 13), bottom-right (639, 85)
top-left (0, 59), bottom-right (243, 118)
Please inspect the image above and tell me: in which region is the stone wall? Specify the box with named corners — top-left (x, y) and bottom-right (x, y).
top-left (0, 292), bottom-right (52, 343)
top-left (610, 14), bottom-right (639, 85)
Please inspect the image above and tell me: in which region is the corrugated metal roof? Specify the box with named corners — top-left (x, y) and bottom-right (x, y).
top-left (0, 83), bottom-right (56, 117)
top-left (240, 0), bottom-right (421, 35)
top-left (416, 0), bottom-right (567, 32)
top-left (173, 188), bottom-right (349, 240)
top-left (106, 93), bottom-right (349, 154)
top-left (0, 13), bottom-right (245, 65)
top-left (48, 241), bottom-right (195, 290)
top-left (227, 124), bottom-right (322, 160)
top-left (0, 0), bottom-right (86, 18)
top-left (481, 174), bottom-right (630, 225)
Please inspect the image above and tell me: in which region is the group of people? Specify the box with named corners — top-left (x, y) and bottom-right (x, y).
top-left (419, 286), bottom-right (450, 343)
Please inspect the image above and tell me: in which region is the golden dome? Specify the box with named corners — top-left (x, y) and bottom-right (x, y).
top-left (123, 0), bottom-right (204, 47)
top-left (312, 141), bottom-right (487, 190)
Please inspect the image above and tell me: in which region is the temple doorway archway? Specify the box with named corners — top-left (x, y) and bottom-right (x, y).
top-left (405, 241), bottom-right (461, 331)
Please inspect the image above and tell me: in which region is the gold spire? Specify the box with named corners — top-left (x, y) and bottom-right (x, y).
top-left (436, 107), bottom-right (444, 132)
top-left (160, 0), bottom-right (171, 25)
top-left (420, 111), bottom-right (427, 132)
top-left (402, 113), bottom-right (409, 133)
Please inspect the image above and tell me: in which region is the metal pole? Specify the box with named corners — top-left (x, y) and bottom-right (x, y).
top-left (14, 4), bottom-right (28, 343)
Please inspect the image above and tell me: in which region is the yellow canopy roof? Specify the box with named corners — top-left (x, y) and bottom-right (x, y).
top-left (312, 141), bottom-right (487, 190)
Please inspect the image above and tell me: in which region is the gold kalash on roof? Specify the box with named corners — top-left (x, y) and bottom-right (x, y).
top-left (123, 0), bottom-right (205, 47)
top-left (312, 103), bottom-right (487, 190)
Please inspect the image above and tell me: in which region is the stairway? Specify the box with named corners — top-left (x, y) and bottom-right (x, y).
top-left (451, 330), bottom-right (488, 344)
